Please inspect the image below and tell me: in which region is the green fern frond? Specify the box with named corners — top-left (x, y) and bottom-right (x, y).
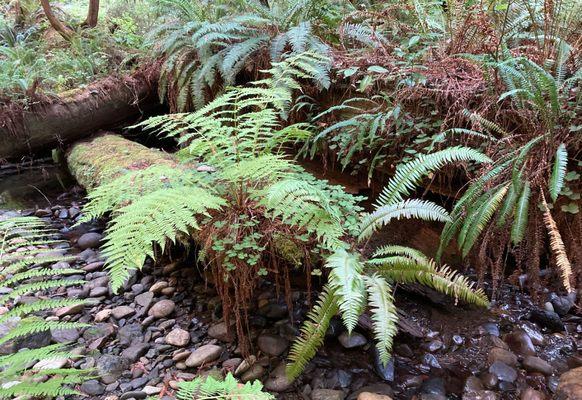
top-left (511, 180), bottom-right (531, 244)
top-left (177, 372), bottom-right (274, 400)
top-left (365, 274), bottom-right (398, 366)
top-left (0, 299), bottom-right (85, 322)
top-left (372, 245), bottom-right (429, 263)
top-left (549, 143), bottom-right (567, 202)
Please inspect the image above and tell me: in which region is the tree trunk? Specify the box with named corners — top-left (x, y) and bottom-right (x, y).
top-left (40, 0), bottom-right (74, 40)
top-left (83, 0), bottom-right (100, 28)
top-left (0, 63), bottom-right (160, 161)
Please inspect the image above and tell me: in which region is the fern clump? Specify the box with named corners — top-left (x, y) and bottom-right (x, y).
top-left (286, 148), bottom-right (490, 380)
top-left (0, 215), bottom-right (91, 399)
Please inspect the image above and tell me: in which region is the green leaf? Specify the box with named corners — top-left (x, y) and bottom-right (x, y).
top-left (549, 144), bottom-right (567, 202)
top-left (511, 181), bottom-right (531, 244)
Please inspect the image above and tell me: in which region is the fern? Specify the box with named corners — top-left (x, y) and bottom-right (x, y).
top-left (365, 274), bottom-right (398, 366)
top-left (541, 197), bottom-right (573, 293)
top-left (176, 372), bottom-right (274, 400)
top-left (549, 143), bottom-right (567, 202)
top-left (511, 180), bottom-right (531, 244)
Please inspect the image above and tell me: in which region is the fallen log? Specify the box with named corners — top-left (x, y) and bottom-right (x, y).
top-left (0, 63), bottom-right (160, 161)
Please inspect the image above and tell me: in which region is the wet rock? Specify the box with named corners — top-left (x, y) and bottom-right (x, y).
top-left (185, 344), bottom-right (223, 367)
top-left (83, 261), bottom-right (105, 272)
top-left (143, 386), bottom-right (162, 395)
top-left (118, 324), bottom-right (143, 346)
top-left (528, 309), bottom-right (564, 332)
top-left (395, 344), bottom-right (414, 358)
top-left (259, 303), bottom-right (288, 319)
top-left (241, 364), bottom-right (265, 382)
top-left (148, 300), bottom-right (175, 319)
top-left (165, 328), bottom-right (190, 347)
top-left (234, 355), bottom-right (256, 376)
top-left (504, 330), bottom-right (536, 356)
top-left (357, 393), bottom-right (393, 400)
top-left (556, 367), bottom-right (582, 399)
top-left (488, 361), bottom-right (517, 383)
top-left (95, 309), bottom-right (112, 322)
top-left (223, 358), bottom-right (242, 371)
top-left (420, 377), bottom-right (446, 400)
top-left (149, 281), bottom-right (169, 293)
top-left (488, 348), bottom-right (518, 367)
top-left (121, 343), bottom-right (150, 363)
top-left (264, 362), bottom-right (293, 392)
top-left (374, 350), bottom-right (395, 381)
top-left (422, 353), bottom-right (442, 369)
top-left (550, 293), bottom-right (574, 316)
top-left (97, 355), bottom-right (128, 384)
top-left (338, 332), bottom-right (367, 349)
top-left (55, 303), bottom-right (84, 317)
top-left (311, 389), bottom-right (345, 400)
top-left (208, 321), bottom-right (235, 342)
top-left (520, 387), bottom-right (545, 400)
top-left (135, 292), bottom-right (154, 309)
top-left (480, 373), bottom-right (498, 389)
top-left (463, 391), bottom-right (498, 400)
top-left (350, 384), bottom-right (394, 400)
top-left (111, 306), bottom-right (135, 320)
top-left (90, 287), bottom-right (109, 297)
top-left (81, 380), bottom-right (105, 396)
top-left (522, 356), bottom-right (553, 376)
top-left (423, 340), bottom-right (444, 353)
top-left (83, 323), bottom-right (116, 342)
top-left (119, 391), bottom-right (147, 400)
top-left (50, 328), bottom-right (79, 343)
top-left (77, 232), bottom-right (103, 249)
top-left (257, 334), bottom-right (289, 356)
top-left (479, 323), bottom-right (500, 337)
top-left (464, 376), bottom-right (484, 392)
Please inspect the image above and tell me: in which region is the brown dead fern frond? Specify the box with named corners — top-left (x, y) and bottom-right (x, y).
top-left (541, 195), bottom-right (573, 293)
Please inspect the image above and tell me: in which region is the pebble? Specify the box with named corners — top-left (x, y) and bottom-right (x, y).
top-left (165, 328), bottom-right (190, 347)
top-left (95, 309), bottom-right (112, 322)
top-left (338, 332), bottom-right (368, 348)
top-left (81, 380), bottom-right (105, 396)
top-left (135, 292), bottom-right (154, 309)
top-left (264, 362), bottom-right (293, 392)
top-left (119, 391), bottom-right (146, 400)
top-left (357, 393), bottom-right (393, 400)
top-left (207, 321), bottom-right (235, 342)
top-left (111, 306), bottom-right (136, 320)
top-left (488, 361), bottom-right (517, 383)
top-left (54, 303), bottom-right (84, 317)
top-left (522, 356), bottom-right (554, 375)
top-left (504, 330), bottom-right (536, 356)
top-left (311, 389), bottom-right (345, 400)
top-left (556, 367), bottom-right (582, 399)
top-left (241, 364), bottom-right (265, 382)
top-left (149, 281), bottom-right (169, 293)
top-left (148, 300), bottom-right (175, 319)
top-left (420, 377), bottom-right (446, 400)
top-left (77, 232), bottom-right (103, 249)
top-left (528, 309), bottom-right (565, 332)
top-left (488, 348), bottom-right (518, 367)
top-left (121, 343), bottom-right (150, 363)
top-left (520, 387), bottom-right (545, 400)
top-left (185, 344), bottom-right (223, 367)
top-left (257, 334), bottom-right (289, 356)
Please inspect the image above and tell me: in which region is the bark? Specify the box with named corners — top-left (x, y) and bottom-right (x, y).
top-left (0, 64), bottom-right (160, 161)
top-left (40, 0), bottom-right (74, 40)
top-left (83, 0), bottom-right (100, 28)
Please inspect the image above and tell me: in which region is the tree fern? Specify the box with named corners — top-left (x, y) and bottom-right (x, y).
top-left (549, 143), bottom-right (567, 202)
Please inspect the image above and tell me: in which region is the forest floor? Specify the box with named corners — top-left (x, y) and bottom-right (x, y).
top-left (1, 163), bottom-right (580, 400)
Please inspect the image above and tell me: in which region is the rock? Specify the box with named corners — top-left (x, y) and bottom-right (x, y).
top-left (522, 356), bottom-right (554, 375)
top-left (97, 355), bottom-right (128, 384)
top-left (34, 357), bottom-right (67, 370)
top-left (54, 303), bottom-right (84, 317)
top-left (50, 328), bottom-right (79, 343)
top-left (143, 386), bottom-right (162, 395)
top-left (111, 306), bottom-right (136, 320)
top-left (95, 309), bottom-right (112, 322)
top-left (374, 349), bottom-right (395, 382)
top-left (479, 323), bottom-right (500, 337)
top-left (488, 361), bottom-right (517, 383)
top-left (357, 393), bottom-right (393, 400)
top-left (520, 387), bottom-right (545, 400)
top-left (0, 318), bottom-right (51, 354)
top-left (463, 391), bottom-right (498, 400)
top-left (504, 330), bottom-right (536, 356)
top-left (135, 292), bottom-right (154, 309)
top-left (165, 328), bottom-right (190, 347)
top-left (81, 380), bottom-right (105, 396)
top-left (480, 373), bottom-right (498, 390)
top-left (234, 355), bottom-right (257, 376)
top-left (118, 324), bottom-right (144, 346)
top-left (259, 303), bottom-right (288, 319)
top-left (528, 309), bottom-right (565, 332)
top-left (90, 287), bottom-right (109, 297)
top-left (423, 340), bottom-right (444, 353)
top-left (488, 348), bottom-right (518, 367)
top-left (420, 377), bottom-right (446, 400)
top-left (77, 232), bottom-right (103, 249)
top-left (241, 364), bottom-right (265, 382)
top-left (550, 293), bottom-right (574, 316)
top-left (422, 353), bottom-right (441, 369)
top-left (83, 261), bottom-right (105, 272)
top-left (119, 391), bottom-right (147, 400)
top-left (257, 334), bottom-right (289, 356)
top-left (312, 389), bottom-right (345, 400)
top-left (264, 362), bottom-right (293, 392)
top-left (122, 343), bottom-right (150, 363)
top-left (83, 323), bottom-right (116, 342)
top-left (148, 300), bottom-right (175, 319)
top-left (338, 332), bottom-right (367, 349)
top-left (208, 321), bottom-right (235, 342)
top-left (222, 358), bottom-right (242, 371)
top-left (185, 344), bottom-right (223, 367)
top-left (556, 367), bottom-right (582, 399)
top-left (464, 376), bottom-right (484, 392)
top-left (149, 281), bottom-right (169, 293)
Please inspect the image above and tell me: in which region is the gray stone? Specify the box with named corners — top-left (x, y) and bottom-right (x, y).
top-left (55, 303), bottom-right (84, 317)
top-left (374, 350), bottom-right (395, 381)
top-left (90, 287), bottom-right (109, 297)
top-left (504, 330), bottom-right (536, 356)
top-left (185, 344), bottom-right (223, 367)
top-left (83, 323), bottom-right (116, 342)
top-left (77, 232), bottom-right (103, 249)
top-left (264, 362), bottom-right (293, 392)
top-left (119, 391), bottom-right (147, 400)
top-left (522, 356), bottom-right (554, 375)
top-left (488, 348), bottom-right (518, 367)
top-left (118, 324), bottom-right (144, 346)
top-left (34, 357), bottom-right (67, 370)
top-left (489, 361), bottom-right (517, 383)
top-left (208, 321), bottom-right (235, 342)
top-left (462, 390), bottom-right (498, 400)
top-left (312, 389), bottom-right (345, 400)
top-left (80, 380), bottom-right (105, 396)
top-left (111, 306), bottom-right (136, 320)
top-left (241, 364), bottom-right (265, 382)
top-left (51, 328), bottom-right (79, 343)
top-left (148, 300), bottom-right (175, 319)
top-left (135, 292), bottom-right (154, 309)
top-left (257, 334), bottom-right (289, 356)
top-left (97, 355), bottom-right (128, 384)
top-left (338, 332), bottom-right (367, 349)
top-left (420, 377), bottom-right (446, 400)
top-left (122, 343), bottom-right (150, 363)
top-left (165, 328), bottom-right (190, 347)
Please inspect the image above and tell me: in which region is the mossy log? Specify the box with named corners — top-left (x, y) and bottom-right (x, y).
top-left (0, 64), bottom-right (160, 161)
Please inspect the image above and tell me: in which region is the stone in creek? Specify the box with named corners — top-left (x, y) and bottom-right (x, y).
top-left (119, 391), bottom-right (147, 400)
top-left (90, 287), bottom-right (109, 297)
top-left (522, 356), bottom-right (554, 375)
top-left (264, 362), bottom-right (293, 392)
top-left (118, 323), bottom-right (144, 346)
top-left (234, 355), bottom-right (257, 376)
top-left (83, 261), bottom-right (105, 272)
top-left (51, 328), bottom-right (79, 343)
top-left (374, 349), bottom-right (395, 382)
top-left (240, 364), bottom-right (265, 382)
top-left (357, 394), bottom-right (393, 400)
top-left (556, 367), bottom-right (582, 400)
top-left (488, 348), bottom-right (518, 367)
top-left (488, 361), bottom-right (517, 383)
top-left (463, 391), bottom-right (499, 400)
top-left (222, 358), bottom-right (242, 371)
top-left (480, 373), bottom-right (498, 390)
top-left (257, 334), bottom-right (289, 356)
top-left (420, 377), bottom-right (446, 400)
top-left (121, 343), bottom-right (150, 363)
top-left (77, 232), bottom-right (103, 249)
top-left (55, 303), bottom-right (84, 317)
top-left (311, 389), bottom-right (345, 400)
top-left (165, 328), bottom-right (190, 347)
top-left (338, 332), bottom-right (367, 349)
top-left (94, 309), bottom-right (112, 322)
top-left (81, 380), bottom-right (105, 396)
top-left (464, 376), bottom-right (484, 392)
top-left (528, 309), bottom-right (564, 332)
top-left (97, 355), bottom-right (128, 384)
top-left (520, 387), bottom-right (545, 400)
top-left (207, 321), bottom-right (235, 342)
top-left (185, 344), bottom-right (223, 367)
top-left (111, 306), bottom-right (136, 320)
top-left (422, 353), bottom-right (442, 369)
top-left (549, 293), bottom-right (574, 316)
top-left (135, 292), bottom-right (154, 309)
top-left (479, 323), bottom-right (500, 337)
top-left (504, 330), bottom-right (536, 356)
top-left (148, 300), bottom-right (175, 319)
